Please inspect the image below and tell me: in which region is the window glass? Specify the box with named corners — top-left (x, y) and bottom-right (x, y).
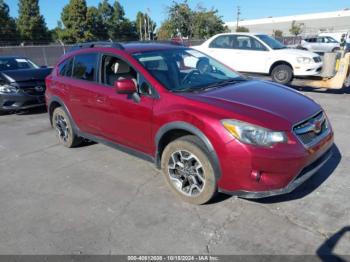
top-left (256, 34), bottom-right (285, 50)
top-left (101, 55), bottom-right (137, 87)
top-left (209, 35), bottom-right (233, 49)
top-left (133, 48), bottom-right (244, 92)
top-left (58, 58), bottom-right (73, 77)
top-left (72, 53), bottom-right (97, 81)
top-left (0, 58), bottom-right (38, 71)
top-left (326, 37), bottom-right (338, 43)
top-left (236, 35), bottom-right (267, 50)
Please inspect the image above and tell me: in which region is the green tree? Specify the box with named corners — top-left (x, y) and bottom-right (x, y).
top-left (60, 0), bottom-right (88, 42)
top-left (236, 26), bottom-right (249, 32)
top-left (167, 0), bottom-right (193, 38)
top-left (159, 1), bottom-right (228, 40)
top-left (0, 0), bottom-right (19, 44)
top-left (273, 29), bottom-right (283, 37)
top-left (289, 20), bottom-right (304, 36)
top-left (86, 6), bottom-right (109, 41)
top-left (17, 0), bottom-right (49, 43)
top-left (98, 0), bottom-right (113, 25)
top-left (192, 7), bottom-right (228, 39)
top-left (157, 20), bottom-right (173, 40)
top-left (108, 1), bottom-right (137, 41)
top-left (136, 11), bottom-right (156, 40)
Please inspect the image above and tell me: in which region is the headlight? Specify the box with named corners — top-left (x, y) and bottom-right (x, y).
top-left (297, 57), bottom-right (312, 64)
top-left (0, 84), bottom-right (18, 94)
top-left (222, 119), bottom-right (287, 147)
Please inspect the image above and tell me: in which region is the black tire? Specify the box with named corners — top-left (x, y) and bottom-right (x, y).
top-left (52, 107), bottom-right (82, 148)
top-left (271, 64), bottom-right (293, 84)
top-left (161, 135), bottom-right (217, 205)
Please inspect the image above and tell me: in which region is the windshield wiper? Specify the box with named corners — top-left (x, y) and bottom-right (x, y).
top-left (196, 78), bottom-right (246, 92)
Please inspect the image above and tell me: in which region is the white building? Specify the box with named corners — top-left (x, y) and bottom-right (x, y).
top-left (226, 9), bottom-right (350, 36)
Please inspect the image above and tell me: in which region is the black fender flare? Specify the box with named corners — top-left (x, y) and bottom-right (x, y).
top-left (155, 121), bottom-right (222, 179)
top-left (47, 96), bottom-right (79, 133)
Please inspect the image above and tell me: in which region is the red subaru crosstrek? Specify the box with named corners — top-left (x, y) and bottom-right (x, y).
top-left (45, 42), bottom-right (334, 204)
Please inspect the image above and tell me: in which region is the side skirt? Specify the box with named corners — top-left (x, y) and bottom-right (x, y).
top-left (77, 130), bottom-right (156, 165)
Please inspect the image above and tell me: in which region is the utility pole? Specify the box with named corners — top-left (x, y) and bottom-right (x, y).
top-left (147, 8), bottom-right (151, 40)
top-left (236, 6), bottom-right (241, 31)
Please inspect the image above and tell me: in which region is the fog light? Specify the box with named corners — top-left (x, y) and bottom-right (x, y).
top-left (251, 170), bottom-right (262, 182)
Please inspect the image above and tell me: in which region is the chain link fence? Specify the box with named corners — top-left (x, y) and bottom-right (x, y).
top-left (0, 45), bottom-right (70, 67)
top-left (0, 40), bottom-right (207, 67)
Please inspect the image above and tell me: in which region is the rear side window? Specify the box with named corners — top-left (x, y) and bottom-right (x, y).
top-left (72, 53), bottom-right (98, 82)
top-left (209, 35), bottom-right (232, 48)
top-left (58, 58), bottom-right (73, 77)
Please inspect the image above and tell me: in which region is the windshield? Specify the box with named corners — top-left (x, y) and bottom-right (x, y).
top-left (133, 48), bottom-right (244, 92)
top-left (0, 58), bottom-right (39, 71)
top-left (256, 34), bottom-right (286, 50)
top-left (326, 37), bottom-right (338, 43)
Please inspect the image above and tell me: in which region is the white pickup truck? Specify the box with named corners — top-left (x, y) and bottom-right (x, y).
top-left (193, 33), bottom-right (323, 84)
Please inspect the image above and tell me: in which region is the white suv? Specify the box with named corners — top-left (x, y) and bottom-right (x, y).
top-left (193, 33), bottom-right (323, 84)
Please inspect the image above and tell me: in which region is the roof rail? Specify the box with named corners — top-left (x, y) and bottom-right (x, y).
top-left (123, 40), bottom-right (187, 46)
top-left (68, 41), bottom-right (124, 52)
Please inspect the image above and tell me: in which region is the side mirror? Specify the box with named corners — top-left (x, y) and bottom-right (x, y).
top-left (114, 78), bottom-right (137, 94)
top-left (40, 65), bottom-right (48, 68)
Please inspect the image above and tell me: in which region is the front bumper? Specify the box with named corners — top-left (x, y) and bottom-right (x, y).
top-left (221, 147), bottom-right (333, 198)
top-left (217, 128), bottom-right (334, 198)
top-left (0, 93), bottom-right (45, 111)
top-left (293, 62), bottom-right (323, 76)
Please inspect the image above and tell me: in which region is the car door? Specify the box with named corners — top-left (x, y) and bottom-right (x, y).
top-left (89, 54), bottom-right (155, 154)
top-left (232, 35), bottom-right (270, 73)
top-left (316, 37), bottom-right (327, 52)
top-left (65, 52), bottom-right (103, 135)
top-left (204, 35), bottom-right (242, 71)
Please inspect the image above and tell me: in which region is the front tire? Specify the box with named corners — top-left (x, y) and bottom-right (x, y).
top-left (161, 135), bottom-right (217, 205)
top-left (271, 64), bottom-right (293, 84)
top-left (52, 107), bottom-right (82, 148)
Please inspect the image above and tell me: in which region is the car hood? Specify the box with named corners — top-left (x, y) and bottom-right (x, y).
top-left (181, 80), bottom-right (321, 130)
top-left (0, 68), bottom-right (52, 83)
top-left (273, 48), bottom-right (318, 57)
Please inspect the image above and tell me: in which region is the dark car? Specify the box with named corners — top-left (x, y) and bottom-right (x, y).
top-left (46, 42), bottom-right (334, 205)
top-left (0, 56), bottom-right (52, 114)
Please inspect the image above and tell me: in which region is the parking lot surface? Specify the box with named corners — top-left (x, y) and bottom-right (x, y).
top-left (0, 84), bottom-right (349, 255)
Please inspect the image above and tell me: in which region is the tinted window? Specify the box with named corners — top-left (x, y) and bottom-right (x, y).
top-left (58, 58), bottom-right (73, 77)
top-left (72, 53), bottom-right (98, 82)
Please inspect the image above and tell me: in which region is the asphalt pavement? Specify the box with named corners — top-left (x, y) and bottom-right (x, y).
top-left (0, 82), bottom-right (349, 256)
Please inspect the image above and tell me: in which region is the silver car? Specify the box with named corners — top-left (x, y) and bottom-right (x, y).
top-left (301, 36), bottom-right (340, 53)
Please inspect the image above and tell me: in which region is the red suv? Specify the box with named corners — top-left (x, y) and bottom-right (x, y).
top-left (45, 42), bottom-right (334, 204)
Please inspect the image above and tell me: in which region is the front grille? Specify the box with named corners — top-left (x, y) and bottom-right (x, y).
top-left (293, 111), bottom-right (330, 147)
top-left (22, 86), bottom-right (45, 95)
top-left (313, 56), bottom-right (322, 63)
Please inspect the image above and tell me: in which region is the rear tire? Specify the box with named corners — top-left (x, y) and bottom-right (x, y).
top-left (52, 107), bottom-right (82, 148)
top-left (271, 64), bottom-right (293, 84)
top-left (161, 135), bottom-right (217, 205)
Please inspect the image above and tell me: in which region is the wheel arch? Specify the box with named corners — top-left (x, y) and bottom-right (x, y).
top-left (269, 60), bottom-right (294, 75)
top-left (48, 96), bottom-right (78, 133)
top-left (155, 121), bottom-right (221, 179)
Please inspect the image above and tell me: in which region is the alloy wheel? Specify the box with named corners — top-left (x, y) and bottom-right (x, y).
top-left (167, 150), bottom-right (205, 197)
top-left (54, 114), bottom-right (70, 143)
